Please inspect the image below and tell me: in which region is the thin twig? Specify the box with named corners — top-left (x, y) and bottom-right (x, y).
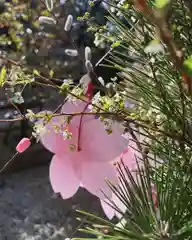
top-left (95, 47), bottom-right (113, 67)
top-left (0, 152), bottom-right (19, 174)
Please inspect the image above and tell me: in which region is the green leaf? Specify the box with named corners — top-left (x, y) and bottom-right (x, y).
top-left (0, 66), bottom-right (7, 87)
top-left (184, 55), bottom-right (192, 77)
top-left (155, 0), bottom-right (169, 9)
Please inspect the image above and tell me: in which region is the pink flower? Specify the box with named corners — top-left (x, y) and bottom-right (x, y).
top-left (40, 99), bottom-right (128, 200)
top-left (101, 146), bottom-right (138, 219)
top-left (16, 137), bottom-right (31, 153)
top-left (100, 192), bottom-right (127, 220)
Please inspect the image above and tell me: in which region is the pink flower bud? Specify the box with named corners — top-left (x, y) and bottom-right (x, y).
top-left (85, 82), bottom-right (94, 100)
top-left (16, 138), bottom-right (31, 153)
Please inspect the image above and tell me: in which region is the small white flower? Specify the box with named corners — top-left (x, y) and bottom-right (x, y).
top-left (32, 123), bottom-right (46, 142)
top-left (62, 130), bottom-right (68, 140)
top-left (25, 109), bottom-right (36, 122)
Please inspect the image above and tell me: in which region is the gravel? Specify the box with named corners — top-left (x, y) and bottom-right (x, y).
top-left (0, 166), bottom-right (102, 240)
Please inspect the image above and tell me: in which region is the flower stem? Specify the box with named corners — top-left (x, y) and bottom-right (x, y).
top-left (77, 102), bottom-right (90, 151)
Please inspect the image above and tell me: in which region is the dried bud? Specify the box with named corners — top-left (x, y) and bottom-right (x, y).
top-left (45, 0), bottom-right (53, 11)
top-left (85, 60), bottom-right (93, 73)
top-left (64, 15), bottom-right (73, 32)
top-left (85, 46), bottom-right (92, 61)
top-left (39, 16), bottom-right (56, 25)
top-left (64, 49), bottom-right (78, 57)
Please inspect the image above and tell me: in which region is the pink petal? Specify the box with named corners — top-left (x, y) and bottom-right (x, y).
top-left (40, 116), bottom-right (65, 153)
top-left (69, 151), bottom-right (85, 179)
top-left (100, 199), bottom-right (115, 219)
top-left (81, 162), bottom-right (117, 199)
top-left (121, 147), bottom-right (137, 171)
top-left (100, 193), bottom-right (127, 219)
top-left (16, 137), bottom-right (31, 153)
top-left (49, 154), bottom-right (80, 199)
top-left (83, 121), bottom-right (128, 162)
top-left (61, 100), bottom-right (127, 158)
top-left (61, 100), bottom-right (94, 147)
top-left (112, 193), bottom-right (127, 219)
top-left (40, 115), bottom-right (78, 155)
top-left (61, 100), bottom-right (93, 126)
top-left (61, 99), bottom-right (88, 114)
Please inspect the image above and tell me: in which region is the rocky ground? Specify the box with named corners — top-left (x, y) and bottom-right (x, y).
top-left (0, 165), bottom-right (103, 240)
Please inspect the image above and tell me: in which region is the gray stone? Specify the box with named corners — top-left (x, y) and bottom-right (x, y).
top-left (0, 166), bottom-right (103, 239)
